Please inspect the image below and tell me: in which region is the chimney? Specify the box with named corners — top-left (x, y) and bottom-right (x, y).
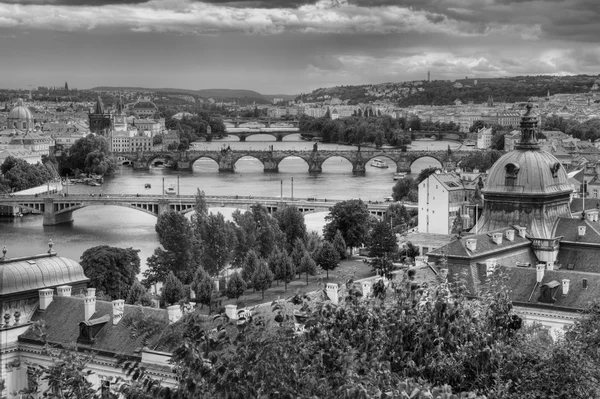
top-left (562, 279), bottom-right (570, 296)
top-left (466, 238), bottom-right (477, 252)
top-left (578, 225), bottom-right (587, 236)
top-left (517, 226), bottom-right (527, 238)
top-left (546, 261), bottom-right (554, 271)
top-left (505, 230), bottom-right (515, 242)
top-left (536, 264), bottom-right (545, 283)
top-left (492, 232), bottom-right (503, 245)
top-left (486, 258), bottom-right (497, 277)
top-left (112, 299), bottom-right (125, 326)
top-left (583, 278), bottom-right (588, 289)
top-left (38, 289), bottom-right (54, 311)
top-left (84, 288), bottom-right (96, 321)
top-left (586, 212), bottom-right (595, 222)
top-left (325, 283), bottom-right (339, 305)
top-left (56, 285), bottom-right (71, 297)
top-left (167, 304), bottom-right (182, 324)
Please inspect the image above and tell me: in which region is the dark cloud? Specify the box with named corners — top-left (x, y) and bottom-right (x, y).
top-left (0, 0), bottom-right (149, 4)
top-left (198, 0), bottom-right (319, 8)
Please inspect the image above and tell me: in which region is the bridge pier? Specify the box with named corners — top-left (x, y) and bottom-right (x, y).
top-left (133, 161), bottom-right (150, 171)
top-left (176, 161), bottom-right (193, 171)
top-left (352, 162), bottom-right (366, 175)
top-left (239, 135), bottom-right (247, 142)
top-left (308, 162), bottom-right (322, 173)
top-left (43, 198), bottom-right (73, 226)
top-left (276, 134), bottom-right (283, 142)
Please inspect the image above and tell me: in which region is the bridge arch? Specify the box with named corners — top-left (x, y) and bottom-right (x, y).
top-left (408, 155), bottom-right (445, 173)
top-left (276, 155), bottom-right (310, 170)
top-left (361, 154), bottom-right (397, 170)
top-left (188, 154), bottom-right (221, 167)
top-left (320, 154), bottom-right (355, 172)
top-left (53, 203), bottom-right (160, 218)
top-left (144, 153), bottom-right (179, 169)
top-left (233, 155), bottom-right (265, 170)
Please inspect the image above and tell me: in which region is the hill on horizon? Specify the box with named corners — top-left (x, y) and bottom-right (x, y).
top-left (89, 86), bottom-right (297, 101)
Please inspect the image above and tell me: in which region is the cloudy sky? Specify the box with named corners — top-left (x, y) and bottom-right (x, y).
top-left (0, 0), bottom-right (598, 94)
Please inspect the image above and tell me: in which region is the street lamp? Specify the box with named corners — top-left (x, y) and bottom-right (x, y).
top-left (291, 177), bottom-right (294, 200)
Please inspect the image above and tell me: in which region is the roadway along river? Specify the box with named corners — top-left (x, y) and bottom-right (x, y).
top-left (0, 135), bottom-right (461, 272)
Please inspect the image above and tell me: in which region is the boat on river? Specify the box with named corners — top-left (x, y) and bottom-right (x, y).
top-left (165, 185), bottom-right (176, 195)
top-left (370, 159), bottom-right (389, 169)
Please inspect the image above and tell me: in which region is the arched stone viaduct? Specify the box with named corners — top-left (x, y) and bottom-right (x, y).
top-left (222, 130), bottom-right (299, 142)
top-left (0, 194), bottom-right (391, 226)
top-left (121, 149), bottom-right (474, 174)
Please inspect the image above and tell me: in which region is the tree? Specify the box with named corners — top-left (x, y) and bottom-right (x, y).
top-left (0, 156), bottom-right (56, 192)
top-left (252, 261), bottom-right (274, 299)
top-left (154, 210), bottom-right (198, 283)
top-left (225, 272), bottom-right (247, 303)
top-left (126, 280), bottom-right (154, 306)
top-left (192, 267), bottom-right (217, 313)
top-left (297, 251), bottom-right (317, 285)
top-left (161, 271), bottom-right (185, 306)
top-left (67, 135), bottom-right (116, 174)
top-left (392, 176), bottom-right (417, 201)
top-left (384, 203), bottom-right (411, 233)
top-left (241, 250), bottom-right (260, 285)
top-left (323, 199), bottom-right (370, 253)
top-left (367, 220), bottom-right (397, 259)
top-left (316, 241), bottom-right (340, 279)
top-left (199, 213), bottom-right (237, 277)
top-left (332, 230), bottom-right (347, 260)
top-left (274, 206), bottom-right (307, 253)
top-left (143, 248), bottom-right (177, 288)
top-left (416, 167), bottom-right (440, 184)
top-left (79, 245), bottom-right (140, 300)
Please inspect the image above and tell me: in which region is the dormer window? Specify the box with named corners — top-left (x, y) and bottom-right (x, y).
top-left (550, 162), bottom-right (561, 178)
top-left (505, 163), bottom-right (520, 187)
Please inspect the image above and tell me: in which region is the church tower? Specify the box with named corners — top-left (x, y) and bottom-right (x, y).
top-left (88, 96), bottom-right (112, 136)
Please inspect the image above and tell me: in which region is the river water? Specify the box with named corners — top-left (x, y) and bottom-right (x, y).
top-left (0, 135), bottom-right (460, 272)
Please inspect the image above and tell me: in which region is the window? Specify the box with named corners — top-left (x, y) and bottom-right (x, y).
top-left (505, 163), bottom-right (520, 187)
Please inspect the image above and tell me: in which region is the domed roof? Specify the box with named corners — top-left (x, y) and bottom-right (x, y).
top-left (9, 99), bottom-right (33, 121)
top-left (0, 255), bottom-right (88, 296)
top-left (483, 149), bottom-right (572, 196)
top-left (484, 103), bottom-right (572, 197)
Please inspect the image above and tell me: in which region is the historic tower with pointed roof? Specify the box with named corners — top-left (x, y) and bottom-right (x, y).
top-left (88, 96), bottom-right (112, 136)
top-left (474, 103), bottom-right (572, 249)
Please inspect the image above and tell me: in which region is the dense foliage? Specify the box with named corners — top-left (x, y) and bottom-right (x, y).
top-left (299, 114), bottom-right (411, 147)
top-left (79, 245), bottom-right (141, 300)
top-left (114, 271), bottom-right (600, 399)
top-left (323, 199), bottom-right (371, 251)
top-left (0, 156), bottom-right (58, 193)
top-left (61, 135), bottom-right (117, 176)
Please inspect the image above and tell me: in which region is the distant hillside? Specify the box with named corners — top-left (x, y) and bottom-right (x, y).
top-left (88, 86), bottom-right (297, 102)
top-left (299, 74), bottom-right (600, 106)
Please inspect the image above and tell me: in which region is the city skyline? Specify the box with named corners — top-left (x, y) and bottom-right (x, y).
top-left (0, 0), bottom-right (599, 94)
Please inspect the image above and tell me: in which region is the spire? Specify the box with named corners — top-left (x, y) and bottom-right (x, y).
top-left (516, 103), bottom-right (539, 150)
top-left (94, 96), bottom-right (105, 114)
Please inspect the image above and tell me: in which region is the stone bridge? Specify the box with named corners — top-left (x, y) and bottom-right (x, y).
top-left (120, 148), bottom-right (474, 174)
top-left (0, 194), bottom-right (391, 226)
top-left (224, 119), bottom-right (299, 128)
top-left (222, 129), bottom-right (299, 142)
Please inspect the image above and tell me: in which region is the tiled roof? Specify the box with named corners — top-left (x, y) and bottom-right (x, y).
top-left (553, 217), bottom-right (600, 244)
top-left (570, 198), bottom-right (600, 213)
top-left (501, 266), bottom-right (600, 310)
top-left (556, 247), bottom-right (600, 273)
top-left (21, 296), bottom-right (169, 356)
top-left (427, 227), bottom-right (530, 259)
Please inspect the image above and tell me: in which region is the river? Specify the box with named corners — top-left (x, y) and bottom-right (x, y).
top-left (0, 135), bottom-right (460, 272)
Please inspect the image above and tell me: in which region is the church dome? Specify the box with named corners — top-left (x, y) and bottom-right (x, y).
top-left (9, 99), bottom-right (33, 121)
top-left (483, 149), bottom-right (572, 196)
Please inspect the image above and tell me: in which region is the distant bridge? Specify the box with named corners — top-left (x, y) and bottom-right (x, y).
top-left (120, 148), bottom-right (473, 174)
top-left (0, 193), bottom-right (392, 226)
top-left (223, 119), bottom-right (299, 129)
top-left (222, 129), bottom-right (299, 142)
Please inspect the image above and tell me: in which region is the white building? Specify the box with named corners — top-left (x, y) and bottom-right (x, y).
top-left (418, 172), bottom-right (479, 235)
top-left (477, 126), bottom-right (493, 149)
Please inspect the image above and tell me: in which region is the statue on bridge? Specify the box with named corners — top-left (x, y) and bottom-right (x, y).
top-left (313, 142), bottom-right (318, 152)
